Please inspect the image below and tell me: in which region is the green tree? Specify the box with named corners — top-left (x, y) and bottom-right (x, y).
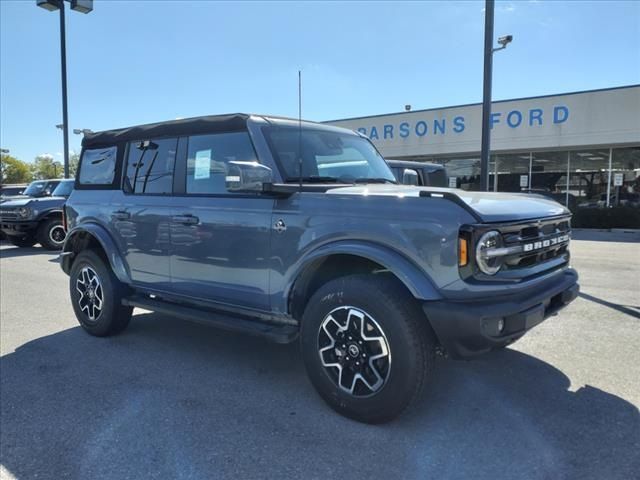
top-left (31, 154), bottom-right (63, 180)
top-left (0, 154), bottom-right (33, 184)
top-left (69, 151), bottom-right (80, 176)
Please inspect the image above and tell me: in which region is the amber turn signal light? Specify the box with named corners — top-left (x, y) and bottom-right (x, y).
top-left (459, 237), bottom-right (468, 267)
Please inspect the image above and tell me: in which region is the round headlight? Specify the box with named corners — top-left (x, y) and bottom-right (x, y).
top-left (17, 207), bottom-right (32, 219)
top-left (475, 230), bottom-right (503, 275)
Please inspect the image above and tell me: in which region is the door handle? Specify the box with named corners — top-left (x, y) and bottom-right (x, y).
top-left (172, 214), bottom-right (200, 225)
top-left (113, 210), bottom-right (130, 220)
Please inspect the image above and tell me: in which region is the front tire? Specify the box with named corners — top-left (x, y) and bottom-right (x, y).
top-left (7, 235), bottom-right (37, 248)
top-left (37, 217), bottom-right (66, 250)
top-left (69, 250), bottom-right (133, 336)
top-left (301, 274), bottom-right (436, 424)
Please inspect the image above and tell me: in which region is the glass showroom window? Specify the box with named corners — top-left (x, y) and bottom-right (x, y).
top-left (531, 150), bottom-right (569, 193)
top-left (611, 146), bottom-right (640, 207)
top-left (490, 153), bottom-right (530, 192)
top-left (569, 149), bottom-right (611, 209)
top-left (435, 157), bottom-right (481, 190)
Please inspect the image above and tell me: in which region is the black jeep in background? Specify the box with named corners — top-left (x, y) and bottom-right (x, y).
top-left (387, 159), bottom-right (448, 187)
top-left (0, 179), bottom-right (73, 249)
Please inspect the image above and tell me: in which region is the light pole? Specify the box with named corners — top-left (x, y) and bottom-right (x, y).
top-left (479, 0), bottom-right (512, 192)
top-left (36, 0), bottom-right (93, 179)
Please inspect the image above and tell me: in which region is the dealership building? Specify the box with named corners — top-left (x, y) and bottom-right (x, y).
top-left (328, 85), bottom-right (640, 209)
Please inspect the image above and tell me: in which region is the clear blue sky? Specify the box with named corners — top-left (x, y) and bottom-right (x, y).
top-left (1, 0), bottom-right (639, 163)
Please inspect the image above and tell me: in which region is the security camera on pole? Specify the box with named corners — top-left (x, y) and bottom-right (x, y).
top-left (479, 0), bottom-right (513, 192)
top-left (36, 0), bottom-right (93, 179)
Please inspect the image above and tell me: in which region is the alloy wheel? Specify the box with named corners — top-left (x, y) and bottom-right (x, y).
top-left (76, 266), bottom-right (104, 321)
top-left (49, 225), bottom-right (66, 246)
top-left (318, 306), bottom-right (391, 397)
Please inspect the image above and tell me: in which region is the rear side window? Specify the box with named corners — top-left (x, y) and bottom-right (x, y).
top-left (427, 169), bottom-right (447, 187)
top-left (79, 146), bottom-right (117, 185)
top-left (186, 132), bottom-right (257, 194)
top-left (125, 138), bottom-right (177, 194)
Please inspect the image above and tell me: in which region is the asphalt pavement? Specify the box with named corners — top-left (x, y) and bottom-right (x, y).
top-left (1, 231), bottom-right (639, 480)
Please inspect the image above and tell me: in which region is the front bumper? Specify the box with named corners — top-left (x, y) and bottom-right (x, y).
top-left (423, 269), bottom-right (579, 359)
top-left (0, 220), bottom-right (38, 237)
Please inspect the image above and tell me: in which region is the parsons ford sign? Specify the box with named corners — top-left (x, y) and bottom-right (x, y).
top-left (354, 105), bottom-right (570, 140)
top-left (327, 86), bottom-right (640, 157)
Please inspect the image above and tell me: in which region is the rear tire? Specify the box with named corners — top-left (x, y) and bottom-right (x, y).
top-left (37, 217), bottom-right (66, 250)
top-left (301, 274), bottom-right (436, 424)
top-left (7, 235), bottom-right (37, 248)
top-left (69, 250), bottom-right (133, 336)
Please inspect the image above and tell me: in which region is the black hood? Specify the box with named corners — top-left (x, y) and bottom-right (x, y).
top-left (0, 196), bottom-right (67, 209)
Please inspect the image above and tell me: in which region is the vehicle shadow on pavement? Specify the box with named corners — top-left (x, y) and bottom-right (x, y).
top-left (579, 292), bottom-right (640, 319)
top-left (1, 312), bottom-right (638, 480)
top-left (0, 245), bottom-right (56, 259)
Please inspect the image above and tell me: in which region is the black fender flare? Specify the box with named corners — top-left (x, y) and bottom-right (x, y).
top-left (34, 208), bottom-right (63, 223)
top-left (284, 239), bottom-right (442, 312)
top-left (61, 223), bottom-right (131, 284)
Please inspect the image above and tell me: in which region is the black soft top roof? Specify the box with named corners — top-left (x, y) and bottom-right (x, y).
top-left (82, 113), bottom-right (250, 148)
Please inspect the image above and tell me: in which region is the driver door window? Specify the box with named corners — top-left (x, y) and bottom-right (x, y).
top-left (185, 132), bottom-right (257, 195)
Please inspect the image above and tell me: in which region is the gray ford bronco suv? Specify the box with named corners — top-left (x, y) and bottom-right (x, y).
top-left (1, 179), bottom-right (73, 249)
top-left (61, 114), bottom-right (579, 423)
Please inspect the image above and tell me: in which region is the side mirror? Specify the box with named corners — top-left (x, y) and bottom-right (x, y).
top-left (226, 161), bottom-right (274, 193)
top-left (402, 168), bottom-right (419, 186)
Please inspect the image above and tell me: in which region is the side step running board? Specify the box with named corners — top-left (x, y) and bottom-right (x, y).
top-left (122, 295), bottom-right (298, 344)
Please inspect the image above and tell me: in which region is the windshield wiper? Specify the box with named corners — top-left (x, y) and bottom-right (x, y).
top-left (285, 176), bottom-right (349, 184)
top-left (353, 178), bottom-right (397, 184)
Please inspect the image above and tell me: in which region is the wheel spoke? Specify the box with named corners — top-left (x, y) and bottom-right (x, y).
top-left (94, 285), bottom-right (103, 311)
top-left (76, 278), bottom-right (85, 296)
top-left (339, 367), bottom-right (357, 394)
top-left (79, 295), bottom-right (89, 312)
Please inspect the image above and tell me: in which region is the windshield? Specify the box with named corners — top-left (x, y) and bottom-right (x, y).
top-left (52, 180), bottom-right (74, 197)
top-left (22, 181), bottom-right (47, 196)
top-left (264, 127), bottom-right (396, 184)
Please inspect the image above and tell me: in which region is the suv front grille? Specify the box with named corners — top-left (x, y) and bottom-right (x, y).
top-left (499, 216), bottom-right (571, 272)
top-left (0, 209), bottom-right (18, 220)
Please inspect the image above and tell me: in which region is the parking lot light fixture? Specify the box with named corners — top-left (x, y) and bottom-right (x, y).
top-left (73, 128), bottom-right (93, 135)
top-left (36, 0), bottom-right (93, 179)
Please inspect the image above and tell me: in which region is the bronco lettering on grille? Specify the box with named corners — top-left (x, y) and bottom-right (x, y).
top-left (523, 234), bottom-right (570, 252)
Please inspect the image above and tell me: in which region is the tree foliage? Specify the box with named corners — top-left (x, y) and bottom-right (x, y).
top-left (69, 152), bottom-right (80, 176)
top-left (31, 154), bottom-right (63, 180)
top-left (1, 154), bottom-right (33, 184)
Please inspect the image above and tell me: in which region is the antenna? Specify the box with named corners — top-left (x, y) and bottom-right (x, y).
top-left (298, 70), bottom-right (302, 191)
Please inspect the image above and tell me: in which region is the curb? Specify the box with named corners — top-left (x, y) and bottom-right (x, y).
top-left (611, 228), bottom-right (640, 234)
top-left (573, 228), bottom-right (640, 234)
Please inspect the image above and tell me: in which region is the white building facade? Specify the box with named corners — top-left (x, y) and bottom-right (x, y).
top-left (328, 85), bottom-right (640, 208)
